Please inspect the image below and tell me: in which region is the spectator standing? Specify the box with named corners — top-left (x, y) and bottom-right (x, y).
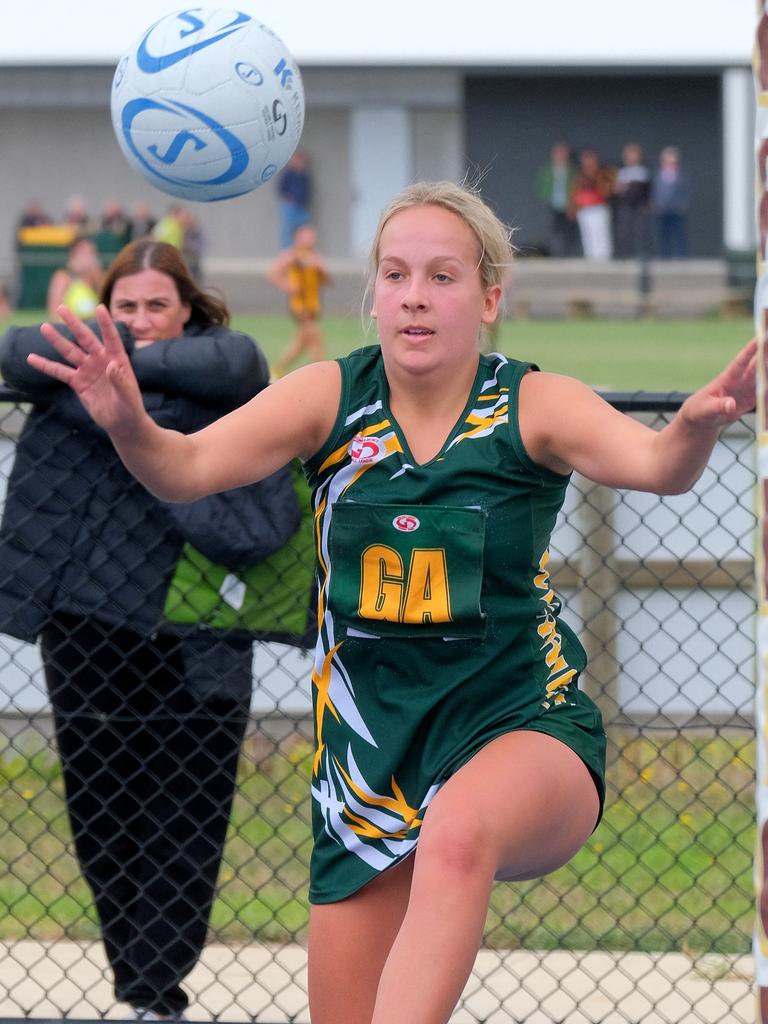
top-left (570, 148), bottom-right (615, 261)
top-left (13, 201), bottom-right (54, 306)
top-left (16, 199), bottom-right (52, 233)
top-left (152, 205), bottom-right (186, 250)
top-left (534, 142), bottom-right (580, 257)
top-left (612, 142), bottom-right (652, 259)
top-left (268, 223), bottom-right (330, 378)
top-left (63, 195), bottom-right (95, 233)
top-left (0, 239), bottom-right (303, 1020)
top-left (652, 146), bottom-right (690, 258)
top-left (178, 208), bottom-right (205, 283)
top-left (46, 237), bottom-right (103, 319)
top-left (276, 150), bottom-right (312, 250)
top-left (100, 200), bottom-right (132, 251)
top-left (129, 200), bottom-right (157, 241)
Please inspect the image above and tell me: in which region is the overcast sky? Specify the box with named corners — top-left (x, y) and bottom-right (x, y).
top-left (0, 0), bottom-right (758, 67)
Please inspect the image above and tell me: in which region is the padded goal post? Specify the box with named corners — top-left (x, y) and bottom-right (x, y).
top-left (755, 3), bottom-right (768, 1020)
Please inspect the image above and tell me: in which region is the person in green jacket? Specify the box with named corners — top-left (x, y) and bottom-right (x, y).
top-left (534, 140), bottom-right (580, 257)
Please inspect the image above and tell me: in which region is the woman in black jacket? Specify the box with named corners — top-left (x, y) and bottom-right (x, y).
top-left (0, 240), bottom-right (301, 1020)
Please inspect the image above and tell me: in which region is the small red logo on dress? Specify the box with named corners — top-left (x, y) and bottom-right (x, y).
top-left (349, 434), bottom-right (385, 463)
top-left (393, 514), bottom-right (420, 533)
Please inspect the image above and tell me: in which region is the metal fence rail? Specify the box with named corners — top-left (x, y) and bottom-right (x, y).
top-left (0, 389), bottom-right (758, 1024)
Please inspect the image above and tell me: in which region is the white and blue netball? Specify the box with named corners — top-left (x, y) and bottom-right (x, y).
top-left (110, 7), bottom-right (304, 202)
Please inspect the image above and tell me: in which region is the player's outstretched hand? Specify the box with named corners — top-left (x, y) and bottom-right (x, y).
top-left (680, 338), bottom-right (757, 430)
top-left (28, 304), bottom-right (145, 437)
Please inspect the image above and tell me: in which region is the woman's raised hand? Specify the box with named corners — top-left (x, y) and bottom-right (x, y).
top-left (28, 304), bottom-right (146, 437)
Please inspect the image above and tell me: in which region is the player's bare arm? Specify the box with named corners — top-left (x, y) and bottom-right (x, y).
top-left (175, 359), bottom-right (340, 498)
top-left (520, 338), bottom-right (756, 494)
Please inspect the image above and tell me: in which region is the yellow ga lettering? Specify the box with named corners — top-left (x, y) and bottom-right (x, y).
top-left (358, 544), bottom-right (452, 625)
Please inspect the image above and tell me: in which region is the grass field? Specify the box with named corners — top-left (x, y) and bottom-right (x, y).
top-left (0, 310), bottom-right (754, 393)
top-left (1, 730), bottom-right (755, 954)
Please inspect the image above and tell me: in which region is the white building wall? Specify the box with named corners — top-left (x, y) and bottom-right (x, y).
top-left (0, 66), bottom-right (462, 287)
top-left (0, 56), bottom-right (756, 286)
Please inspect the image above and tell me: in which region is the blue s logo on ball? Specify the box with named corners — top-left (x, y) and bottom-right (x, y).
top-left (148, 130), bottom-right (206, 166)
top-left (137, 9), bottom-right (251, 73)
top-left (120, 98), bottom-right (249, 194)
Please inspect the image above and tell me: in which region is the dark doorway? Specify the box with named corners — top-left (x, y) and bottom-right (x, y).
top-left (464, 72), bottom-right (722, 258)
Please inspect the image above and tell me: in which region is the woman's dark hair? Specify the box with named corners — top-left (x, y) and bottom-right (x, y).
top-left (99, 239), bottom-right (230, 327)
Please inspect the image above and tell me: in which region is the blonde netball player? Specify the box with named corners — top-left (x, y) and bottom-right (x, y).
top-left (28, 182), bottom-right (756, 1024)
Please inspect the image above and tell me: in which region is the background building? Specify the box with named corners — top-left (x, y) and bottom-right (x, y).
top-left (0, 0), bottom-right (757, 287)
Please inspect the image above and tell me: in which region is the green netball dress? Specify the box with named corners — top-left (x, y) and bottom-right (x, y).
top-left (303, 345), bottom-right (606, 904)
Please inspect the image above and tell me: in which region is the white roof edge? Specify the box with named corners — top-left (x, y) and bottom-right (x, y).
top-left (0, 0), bottom-right (757, 68)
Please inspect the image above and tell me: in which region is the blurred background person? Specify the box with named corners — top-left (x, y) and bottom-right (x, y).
top-left (612, 142), bottom-right (652, 259)
top-left (15, 198), bottom-right (52, 232)
top-left (46, 236), bottom-right (103, 319)
top-left (535, 141), bottom-right (580, 257)
top-left (62, 194), bottom-right (94, 233)
top-left (0, 238), bottom-right (301, 1020)
top-left (570, 148), bottom-right (615, 261)
top-left (652, 145), bottom-right (690, 259)
top-left (99, 199), bottom-right (132, 250)
top-left (178, 207), bottom-right (205, 283)
top-left (152, 204), bottom-right (186, 250)
top-left (129, 200), bottom-right (157, 241)
top-left (11, 200), bottom-right (55, 311)
top-left (268, 223), bottom-right (330, 378)
top-left (276, 149), bottom-right (312, 250)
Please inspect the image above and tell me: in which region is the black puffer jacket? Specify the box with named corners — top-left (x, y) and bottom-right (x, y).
top-left (0, 319), bottom-right (300, 642)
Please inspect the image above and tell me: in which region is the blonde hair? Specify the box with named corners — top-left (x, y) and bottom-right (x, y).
top-left (367, 180), bottom-right (515, 294)
top-left (364, 181), bottom-right (514, 346)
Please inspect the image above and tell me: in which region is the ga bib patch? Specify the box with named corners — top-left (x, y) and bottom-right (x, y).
top-left (327, 501), bottom-right (486, 639)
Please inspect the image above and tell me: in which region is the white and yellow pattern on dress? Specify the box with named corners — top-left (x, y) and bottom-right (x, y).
top-left (446, 353), bottom-right (510, 451)
top-left (310, 401), bottom-right (435, 868)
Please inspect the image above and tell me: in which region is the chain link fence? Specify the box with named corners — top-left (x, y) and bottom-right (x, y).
top-left (0, 389), bottom-right (758, 1024)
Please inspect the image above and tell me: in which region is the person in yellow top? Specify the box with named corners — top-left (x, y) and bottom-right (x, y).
top-left (46, 237), bottom-right (103, 320)
top-left (151, 205), bottom-right (186, 251)
top-left (268, 224), bottom-right (330, 378)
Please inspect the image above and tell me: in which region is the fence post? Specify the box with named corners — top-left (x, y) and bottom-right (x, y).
top-left (575, 477), bottom-right (621, 778)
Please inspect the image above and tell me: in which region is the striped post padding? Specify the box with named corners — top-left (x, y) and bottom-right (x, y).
top-left (755, 3), bottom-right (768, 1019)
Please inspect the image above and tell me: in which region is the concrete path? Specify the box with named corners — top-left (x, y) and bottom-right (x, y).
top-left (0, 940), bottom-right (754, 1022)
